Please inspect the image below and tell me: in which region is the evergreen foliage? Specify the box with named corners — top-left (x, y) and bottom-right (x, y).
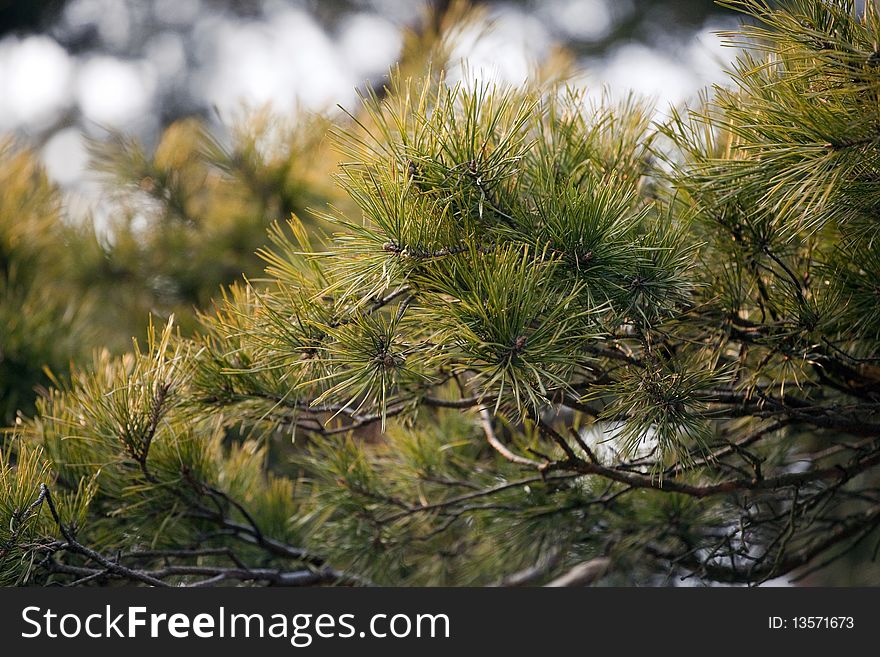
top-left (3, 0), bottom-right (880, 586)
top-left (0, 141), bottom-right (95, 424)
top-left (0, 113), bottom-right (334, 424)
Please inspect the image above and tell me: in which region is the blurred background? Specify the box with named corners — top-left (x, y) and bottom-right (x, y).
top-left (0, 0), bottom-right (739, 190)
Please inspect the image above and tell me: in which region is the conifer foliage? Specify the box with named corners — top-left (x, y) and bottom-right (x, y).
top-left (0, 113), bottom-right (334, 425)
top-left (3, 0), bottom-right (880, 586)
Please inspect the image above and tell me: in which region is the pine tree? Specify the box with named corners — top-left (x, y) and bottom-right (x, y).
top-left (3, 0), bottom-right (880, 587)
top-left (0, 140), bottom-right (96, 424)
top-left (0, 112), bottom-right (336, 425)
